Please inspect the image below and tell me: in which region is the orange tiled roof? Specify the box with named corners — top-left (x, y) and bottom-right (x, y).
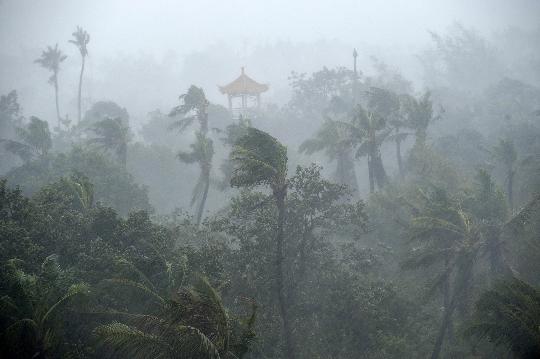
top-left (219, 67), bottom-right (268, 95)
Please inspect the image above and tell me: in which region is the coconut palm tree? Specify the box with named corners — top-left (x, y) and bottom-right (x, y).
top-left (1, 116), bottom-right (52, 162)
top-left (35, 44), bottom-right (67, 127)
top-left (466, 278), bottom-right (540, 358)
top-left (95, 275), bottom-right (256, 359)
top-left (230, 127), bottom-right (296, 359)
top-left (401, 91), bottom-right (441, 149)
top-left (493, 138), bottom-right (517, 212)
top-left (366, 87), bottom-right (409, 178)
top-left (338, 105), bottom-right (390, 193)
top-left (69, 26), bottom-right (90, 125)
top-left (299, 117), bottom-right (359, 195)
top-left (0, 256), bottom-right (89, 359)
top-left (169, 86), bottom-right (212, 226)
top-left (403, 187), bottom-right (483, 359)
top-left (87, 117), bottom-right (130, 167)
top-left (178, 132), bottom-right (214, 225)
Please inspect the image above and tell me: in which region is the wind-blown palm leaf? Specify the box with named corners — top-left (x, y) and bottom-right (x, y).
top-left (230, 128), bottom-right (287, 189)
top-left (101, 278), bottom-right (165, 307)
top-left (465, 279), bottom-right (540, 357)
top-left (40, 283), bottom-right (89, 326)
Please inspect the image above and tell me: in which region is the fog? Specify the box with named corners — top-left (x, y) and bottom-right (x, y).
top-left (1, 1), bottom-right (540, 358)
top-left (2, 0), bottom-right (539, 122)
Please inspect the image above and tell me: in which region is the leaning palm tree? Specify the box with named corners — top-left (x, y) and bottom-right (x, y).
top-left (87, 117), bottom-right (130, 167)
top-left (35, 44), bottom-right (67, 127)
top-left (95, 275), bottom-right (256, 359)
top-left (169, 86), bottom-right (212, 225)
top-left (230, 127), bottom-right (296, 359)
top-left (1, 116), bottom-right (52, 162)
top-left (401, 91), bottom-right (441, 149)
top-left (0, 256), bottom-right (90, 359)
top-left (492, 139), bottom-right (517, 212)
top-left (69, 26), bottom-right (90, 124)
top-left (366, 87), bottom-right (409, 178)
top-left (466, 278), bottom-right (540, 359)
top-left (403, 188), bottom-right (483, 359)
top-left (338, 105), bottom-right (390, 193)
top-left (178, 132), bottom-right (214, 225)
top-left (299, 117), bottom-right (359, 195)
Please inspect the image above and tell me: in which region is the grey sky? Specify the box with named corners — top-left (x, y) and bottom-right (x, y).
top-left (1, 0), bottom-right (538, 58)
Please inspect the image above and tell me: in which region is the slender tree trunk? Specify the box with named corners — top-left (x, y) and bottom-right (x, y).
top-left (372, 152), bottom-right (388, 189)
top-left (54, 77), bottom-right (61, 127)
top-left (396, 138), bottom-right (403, 178)
top-left (430, 293), bottom-right (457, 359)
top-left (336, 148), bottom-right (359, 196)
top-left (508, 169), bottom-right (514, 213)
top-left (274, 187), bottom-right (296, 359)
top-left (196, 173), bottom-right (210, 226)
top-left (368, 154), bottom-right (374, 193)
top-left (77, 55), bottom-right (86, 124)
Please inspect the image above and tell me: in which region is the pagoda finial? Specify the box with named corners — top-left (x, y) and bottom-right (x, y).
top-left (241, 66), bottom-right (245, 75)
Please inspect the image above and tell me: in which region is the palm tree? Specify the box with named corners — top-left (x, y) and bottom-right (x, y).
top-left (366, 87), bottom-right (408, 177)
top-left (95, 276), bottom-right (256, 359)
top-left (69, 26), bottom-right (90, 125)
top-left (1, 116), bottom-right (52, 162)
top-left (169, 86), bottom-right (212, 226)
top-left (87, 117), bottom-right (130, 167)
top-left (230, 127), bottom-right (296, 359)
top-left (178, 132), bottom-right (214, 225)
top-left (466, 278), bottom-right (540, 358)
top-left (35, 44), bottom-right (67, 127)
top-left (0, 256), bottom-right (89, 359)
top-left (338, 105), bottom-right (390, 193)
top-left (401, 91), bottom-right (441, 149)
top-left (493, 139), bottom-right (517, 212)
top-left (299, 118), bottom-right (359, 195)
top-left (404, 188), bottom-right (483, 359)
top-left (218, 116), bottom-right (251, 190)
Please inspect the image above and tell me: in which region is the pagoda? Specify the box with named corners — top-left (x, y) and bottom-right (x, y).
top-left (219, 67), bottom-right (268, 117)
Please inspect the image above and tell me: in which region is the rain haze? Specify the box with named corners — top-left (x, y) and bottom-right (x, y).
top-left (1, 1), bottom-right (540, 358)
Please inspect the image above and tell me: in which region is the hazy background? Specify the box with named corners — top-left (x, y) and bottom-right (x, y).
top-left (1, 0), bottom-right (539, 130)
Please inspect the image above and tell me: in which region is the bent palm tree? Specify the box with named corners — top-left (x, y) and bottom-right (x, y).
top-left (2, 116), bottom-right (52, 162)
top-left (95, 275), bottom-right (255, 359)
top-left (87, 117), bottom-right (130, 167)
top-left (178, 132), bottom-right (214, 225)
top-left (466, 278), bottom-right (540, 358)
top-left (230, 127), bottom-right (296, 359)
top-left (170, 86), bottom-right (213, 225)
top-left (338, 105), bottom-right (390, 192)
top-left (401, 91), bottom-right (441, 149)
top-left (0, 256), bottom-right (89, 359)
top-left (69, 26), bottom-right (90, 124)
top-left (299, 118), bottom-right (359, 195)
top-left (35, 44), bottom-right (67, 127)
top-left (366, 87), bottom-right (408, 178)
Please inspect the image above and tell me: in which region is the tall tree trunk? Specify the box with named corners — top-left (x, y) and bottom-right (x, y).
top-left (430, 293), bottom-right (457, 359)
top-left (77, 55), bottom-right (86, 124)
top-left (54, 77), bottom-right (61, 127)
top-left (274, 187), bottom-right (296, 359)
top-left (368, 155), bottom-right (375, 193)
top-left (196, 172), bottom-right (210, 226)
top-left (396, 137), bottom-right (403, 178)
top-left (336, 149), bottom-right (359, 196)
top-left (372, 152), bottom-right (388, 189)
top-left (508, 169), bottom-right (514, 213)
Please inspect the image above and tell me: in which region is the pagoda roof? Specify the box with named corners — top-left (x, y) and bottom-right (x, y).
top-left (219, 67), bottom-right (268, 96)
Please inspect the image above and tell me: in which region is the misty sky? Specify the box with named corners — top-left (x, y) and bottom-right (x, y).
top-left (1, 0), bottom-right (539, 126)
top-left (2, 0), bottom-right (538, 58)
